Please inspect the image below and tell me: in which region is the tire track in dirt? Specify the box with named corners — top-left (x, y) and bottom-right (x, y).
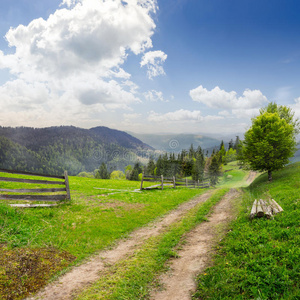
top-left (150, 188), bottom-right (241, 300)
top-left (27, 191), bottom-right (213, 300)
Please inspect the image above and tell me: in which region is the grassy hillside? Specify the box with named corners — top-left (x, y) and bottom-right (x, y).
top-left (194, 162), bottom-right (300, 299)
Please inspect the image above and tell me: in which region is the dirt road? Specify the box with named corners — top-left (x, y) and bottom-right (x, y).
top-left (150, 188), bottom-right (240, 300)
top-left (27, 191), bottom-right (213, 300)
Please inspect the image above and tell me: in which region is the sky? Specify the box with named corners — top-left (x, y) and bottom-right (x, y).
top-left (0, 0), bottom-right (300, 135)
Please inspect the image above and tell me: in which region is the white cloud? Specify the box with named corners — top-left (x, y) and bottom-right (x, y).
top-left (148, 109), bottom-right (201, 122)
top-left (144, 90), bottom-right (167, 102)
top-left (189, 85), bottom-right (268, 110)
top-left (0, 0), bottom-right (159, 125)
top-left (140, 50), bottom-right (167, 79)
top-left (148, 109), bottom-right (224, 123)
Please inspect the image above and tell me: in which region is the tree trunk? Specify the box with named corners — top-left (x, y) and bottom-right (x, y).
top-left (268, 170), bottom-right (272, 181)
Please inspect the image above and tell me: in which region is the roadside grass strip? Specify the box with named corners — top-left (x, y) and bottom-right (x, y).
top-left (193, 162), bottom-right (300, 300)
top-left (77, 188), bottom-right (229, 300)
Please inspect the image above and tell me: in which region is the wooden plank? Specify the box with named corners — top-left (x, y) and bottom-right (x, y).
top-left (161, 175), bottom-right (164, 190)
top-left (0, 194), bottom-right (67, 201)
top-left (0, 169), bottom-right (64, 179)
top-left (259, 199), bottom-right (272, 219)
top-left (0, 177), bottom-right (65, 185)
top-left (140, 172), bottom-right (144, 191)
top-left (271, 199), bottom-right (283, 212)
top-left (9, 204), bottom-right (59, 208)
top-left (250, 200), bottom-right (257, 219)
top-left (64, 171), bottom-right (71, 201)
top-left (143, 179), bottom-right (161, 182)
top-left (0, 188), bottom-right (66, 193)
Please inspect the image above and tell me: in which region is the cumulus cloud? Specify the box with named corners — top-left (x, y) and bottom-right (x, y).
top-left (189, 85), bottom-right (268, 110)
top-left (144, 90), bottom-right (167, 102)
top-left (140, 50), bottom-right (167, 79)
top-left (148, 109), bottom-right (222, 123)
top-left (0, 0), bottom-right (160, 125)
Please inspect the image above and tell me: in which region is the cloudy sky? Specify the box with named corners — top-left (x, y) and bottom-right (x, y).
top-left (0, 0), bottom-right (300, 135)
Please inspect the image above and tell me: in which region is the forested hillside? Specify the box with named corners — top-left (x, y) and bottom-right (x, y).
top-left (0, 126), bottom-right (152, 175)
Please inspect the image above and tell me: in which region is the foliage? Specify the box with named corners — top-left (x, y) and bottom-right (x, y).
top-left (208, 154), bottom-right (222, 186)
top-left (260, 102), bottom-right (300, 134)
top-left (95, 162), bottom-right (110, 179)
top-left (194, 162), bottom-right (300, 300)
top-left (110, 170), bottom-right (126, 180)
top-left (77, 171), bottom-right (95, 178)
top-left (240, 112), bottom-right (296, 181)
top-left (0, 126), bottom-right (151, 176)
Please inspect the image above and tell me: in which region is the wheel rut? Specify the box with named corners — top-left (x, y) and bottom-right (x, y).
top-left (27, 191), bottom-right (213, 300)
top-left (150, 188), bottom-right (241, 300)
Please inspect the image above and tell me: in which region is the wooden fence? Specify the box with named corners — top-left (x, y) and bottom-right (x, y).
top-left (140, 174), bottom-right (210, 190)
top-left (0, 169), bottom-right (71, 207)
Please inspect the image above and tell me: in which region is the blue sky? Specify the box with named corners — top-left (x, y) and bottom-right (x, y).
top-left (0, 0), bottom-right (300, 135)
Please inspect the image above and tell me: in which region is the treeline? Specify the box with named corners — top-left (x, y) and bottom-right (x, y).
top-left (94, 137), bottom-right (240, 186)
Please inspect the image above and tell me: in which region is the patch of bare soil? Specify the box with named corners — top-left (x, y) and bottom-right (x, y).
top-left (246, 171), bottom-right (257, 184)
top-left (150, 188), bottom-right (241, 300)
top-left (27, 191), bottom-right (213, 300)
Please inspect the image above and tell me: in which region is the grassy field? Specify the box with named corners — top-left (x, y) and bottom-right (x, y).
top-left (0, 173), bottom-right (208, 299)
top-left (194, 162), bottom-right (300, 299)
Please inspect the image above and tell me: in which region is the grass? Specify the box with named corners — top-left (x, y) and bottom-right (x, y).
top-left (193, 162), bottom-right (300, 300)
top-left (218, 161), bottom-right (250, 188)
top-left (77, 188), bottom-right (229, 300)
top-left (0, 173), bottom-right (207, 299)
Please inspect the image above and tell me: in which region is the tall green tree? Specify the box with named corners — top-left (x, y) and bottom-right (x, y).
top-left (241, 111), bottom-right (296, 181)
top-left (260, 102), bottom-right (300, 134)
top-left (208, 154), bottom-right (222, 186)
top-left (95, 162), bottom-right (110, 179)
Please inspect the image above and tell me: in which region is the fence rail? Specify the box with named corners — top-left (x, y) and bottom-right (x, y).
top-left (0, 169), bottom-right (71, 207)
top-left (140, 173), bottom-right (210, 190)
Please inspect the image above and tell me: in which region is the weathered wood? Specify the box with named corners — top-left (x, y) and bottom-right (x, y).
top-left (259, 199), bottom-right (272, 219)
top-left (173, 176), bottom-right (176, 188)
top-left (161, 175), bottom-right (164, 190)
top-left (256, 200), bottom-right (264, 217)
top-left (271, 199), bottom-right (283, 212)
top-left (64, 171), bottom-right (71, 201)
top-left (0, 177), bottom-right (65, 185)
top-left (9, 204), bottom-right (59, 208)
top-left (0, 188), bottom-right (66, 193)
top-left (0, 194), bottom-right (67, 201)
top-left (140, 172), bottom-right (144, 191)
top-left (0, 169), bottom-right (64, 179)
top-left (250, 199), bottom-right (257, 219)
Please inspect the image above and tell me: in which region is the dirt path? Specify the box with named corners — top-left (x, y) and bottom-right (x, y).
top-left (246, 171), bottom-right (257, 184)
top-left (150, 188), bottom-right (241, 300)
top-left (27, 191), bottom-right (213, 300)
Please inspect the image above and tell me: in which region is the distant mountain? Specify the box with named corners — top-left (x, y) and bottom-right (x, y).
top-left (0, 126), bottom-right (152, 175)
top-left (128, 132), bottom-right (222, 152)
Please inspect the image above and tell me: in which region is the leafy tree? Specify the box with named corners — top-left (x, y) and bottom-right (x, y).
top-left (110, 170), bottom-right (126, 180)
top-left (192, 151), bottom-right (205, 181)
top-left (241, 112), bottom-right (296, 181)
top-left (95, 162), bottom-right (110, 179)
top-left (260, 102), bottom-right (300, 134)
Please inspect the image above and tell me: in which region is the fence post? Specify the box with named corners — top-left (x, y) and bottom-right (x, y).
top-left (64, 171), bottom-right (71, 201)
top-left (197, 180), bottom-right (199, 188)
top-left (173, 176), bottom-right (176, 188)
top-left (140, 171), bottom-right (144, 191)
top-left (161, 175), bottom-right (164, 190)
top-left (186, 178), bottom-right (188, 187)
